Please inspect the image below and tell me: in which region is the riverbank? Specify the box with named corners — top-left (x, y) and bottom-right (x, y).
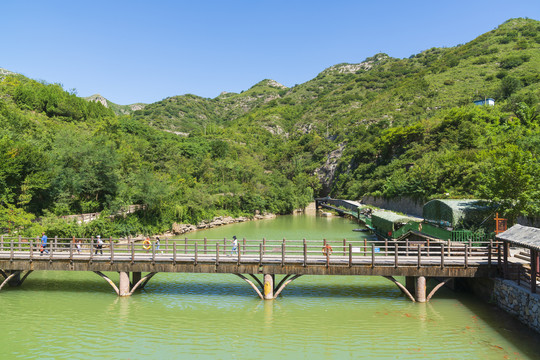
top-left (166, 213), bottom-right (277, 236)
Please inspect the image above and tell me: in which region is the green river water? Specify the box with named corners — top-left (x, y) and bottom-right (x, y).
top-left (1, 214), bottom-right (539, 359)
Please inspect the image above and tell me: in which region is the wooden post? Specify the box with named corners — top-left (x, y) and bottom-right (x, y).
top-left (0, 235), bottom-right (3, 251)
top-left (9, 239), bottom-right (14, 261)
top-left (385, 239), bottom-right (388, 256)
top-left (69, 242), bottom-right (73, 263)
top-left (131, 241), bottom-right (135, 264)
top-left (237, 241), bottom-right (241, 265)
top-left (417, 244), bottom-right (421, 268)
top-left (216, 243), bottom-right (220, 266)
top-left (90, 240), bottom-right (94, 263)
top-left (531, 250), bottom-right (537, 294)
top-left (173, 242), bottom-right (177, 265)
top-left (223, 238), bottom-right (226, 253)
top-left (503, 242), bottom-right (509, 279)
top-left (204, 237), bottom-right (207, 254)
top-left (29, 240), bottom-right (33, 261)
top-left (185, 237), bottom-right (188, 254)
top-left (364, 239), bottom-right (367, 256)
top-left (263, 237), bottom-right (266, 255)
top-left (54, 236), bottom-right (58, 252)
top-left (349, 243), bottom-right (352, 267)
top-left (194, 242), bottom-right (198, 266)
top-left (394, 244), bottom-right (398, 268)
top-left (441, 244), bottom-right (445, 269)
top-left (343, 239), bottom-right (346, 256)
top-left (281, 243), bottom-right (285, 267)
top-left (259, 243), bottom-right (263, 266)
top-left (371, 244), bottom-right (375, 268)
top-left (497, 243), bottom-right (502, 269)
top-left (488, 243), bottom-right (492, 268)
top-left (166, 237), bottom-right (169, 252)
top-left (406, 239), bottom-right (409, 256)
top-left (151, 242), bottom-right (155, 264)
top-left (110, 240), bottom-right (115, 264)
top-left (18, 235), bottom-right (21, 251)
top-left (303, 242), bottom-right (307, 267)
top-left (464, 244), bottom-right (469, 269)
top-left (243, 237), bottom-right (246, 255)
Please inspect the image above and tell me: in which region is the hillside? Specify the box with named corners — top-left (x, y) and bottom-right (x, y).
top-left (0, 18), bottom-right (538, 238)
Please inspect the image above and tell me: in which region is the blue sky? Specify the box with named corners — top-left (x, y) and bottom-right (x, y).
top-left (1, 0), bottom-right (538, 104)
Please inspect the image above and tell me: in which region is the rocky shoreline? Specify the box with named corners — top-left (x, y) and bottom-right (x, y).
top-left (168, 213), bottom-right (276, 235)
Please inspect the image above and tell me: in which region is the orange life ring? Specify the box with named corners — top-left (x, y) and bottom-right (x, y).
top-left (143, 239), bottom-right (151, 250)
top-left (322, 244), bottom-right (333, 256)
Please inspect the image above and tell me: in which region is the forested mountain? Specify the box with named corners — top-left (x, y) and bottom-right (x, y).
top-left (1, 18), bottom-right (539, 237)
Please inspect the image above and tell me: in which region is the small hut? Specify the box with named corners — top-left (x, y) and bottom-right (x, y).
top-left (497, 224), bottom-right (540, 293)
top-left (422, 199), bottom-right (495, 230)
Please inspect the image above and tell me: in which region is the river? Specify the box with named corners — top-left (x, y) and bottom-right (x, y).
top-left (1, 214), bottom-right (539, 359)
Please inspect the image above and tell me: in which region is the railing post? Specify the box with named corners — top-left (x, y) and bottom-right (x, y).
top-left (385, 239), bottom-right (388, 256)
top-left (349, 243), bottom-right (352, 267)
top-left (406, 239), bottom-right (409, 256)
top-left (69, 242), bottom-right (73, 263)
top-left (464, 244), bottom-right (468, 269)
top-left (364, 239), bottom-right (367, 256)
top-left (441, 244), bottom-right (445, 269)
top-left (110, 240), bottom-right (115, 264)
top-left (10, 239), bottom-right (14, 261)
top-left (30, 240), bottom-right (34, 261)
top-left (18, 235), bottom-right (21, 251)
top-left (216, 243), bottom-right (220, 266)
top-left (304, 241), bottom-right (307, 267)
top-left (185, 237), bottom-right (188, 254)
top-left (426, 239), bottom-right (430, 257)
top-left (259, 243), bottom-right (263, 266)
top-left (371, 244), bottom-right (375, 268)
top-left (243, 237), bottom-right (246, 255)
top-left (223, 238), bottom-right (226, 253)
top-left (131, 241), bottom-right (135, 264)
top-left (237, 241), bottom-right (241, 264)
top-left (173, 242), bottom-right (177, 265)
top-left (263, 237), bottom-right (266, 255)
top-left (394, 244), bottom-right (398, 268)
top-left (343, 238), bottom-right (346, 256)
top-left (1, 235), bottom-right (3, 251)
top-left (488, 244), bottom-right (492, 268)
top-left (447, 240), bottom-right (451, 257)
top-left (204, 237), bottom-right (207, 254)
top-left (281, 243), bottom-right (285, 267)
top-left (417, 244), bottom-right (422, 268)
top-left (90, 240), bottom-right (94, 263)
top-left (151, 242), bottom-right (155, 264)
top-left (195, 242), bottom-right (198, 266)
top-left (54, 236), bottom-right (58, 252)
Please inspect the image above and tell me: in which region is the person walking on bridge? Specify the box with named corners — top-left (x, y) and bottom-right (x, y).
top-left (95, 235), bottom-right (103, 255)
top-left (231, 236), bottom-right (238, 256)
top-left (40, 232), bottom-right (49, 255)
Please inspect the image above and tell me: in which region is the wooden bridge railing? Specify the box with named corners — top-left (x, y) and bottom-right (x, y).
top-left (0, 236), bottom-right (501, 268)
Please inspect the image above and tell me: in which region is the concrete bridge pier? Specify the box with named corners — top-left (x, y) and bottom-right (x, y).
top-left (264, 274), bottom-right (274, 300)
top-left (95, 271), bottom-right (157, 296)
top-left (415, 276), bottom-right (426, 303)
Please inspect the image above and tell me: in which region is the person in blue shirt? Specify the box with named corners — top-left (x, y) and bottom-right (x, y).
top-left (40, 233), bottom-right (49, 255)
top-left (231, 235), bottom-right (238, 255)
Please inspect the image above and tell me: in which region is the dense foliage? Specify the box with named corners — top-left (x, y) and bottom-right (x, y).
top-left (0, 18), bottom-right (539, 237)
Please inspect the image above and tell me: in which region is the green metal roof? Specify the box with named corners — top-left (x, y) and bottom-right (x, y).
top-left (422, 199), bottom-right (494, 228)
top-left (371, 211), bottom-right (420, 233)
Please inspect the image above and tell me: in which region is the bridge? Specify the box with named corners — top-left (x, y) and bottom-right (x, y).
top-left (0, 236), bottom-right (502, 302)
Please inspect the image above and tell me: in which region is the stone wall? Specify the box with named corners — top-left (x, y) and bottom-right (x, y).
top-left (467, 278), bottom-right (540, 333)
